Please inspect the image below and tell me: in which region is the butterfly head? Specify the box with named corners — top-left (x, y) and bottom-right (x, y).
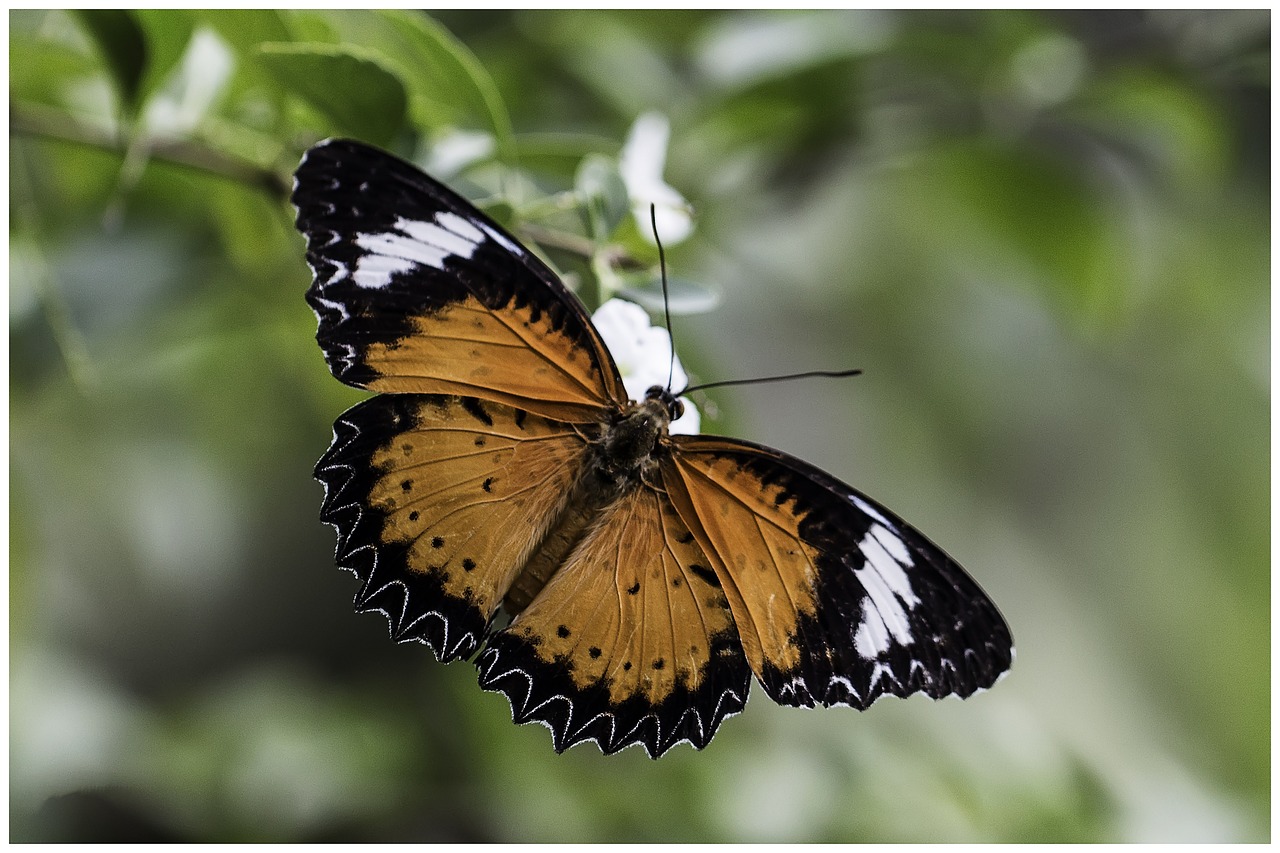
top-left (645, 385), bottom-right (684, 423)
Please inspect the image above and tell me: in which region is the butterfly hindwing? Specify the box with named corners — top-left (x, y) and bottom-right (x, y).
top-left (316, 393), bottom-right (589, 661)
top-left (665, 436), bottom-right (1013, 709)
top-left (293, 139), bottom-right (627, 423)
top-left (477, 483), bottom-right (751, 757)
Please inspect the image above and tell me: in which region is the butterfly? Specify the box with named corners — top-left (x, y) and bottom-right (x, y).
top-left (292, 138), bottom-right (1014, 758)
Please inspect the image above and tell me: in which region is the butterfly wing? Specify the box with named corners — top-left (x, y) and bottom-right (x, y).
top-left (664, 436), bottom-right (1013, 709)
top-left (317, 393), bottom-right (590, 662)
top-left (477, 481), bottom-right (751, 757)
top-left (293, 138), bottom-right (627, 423)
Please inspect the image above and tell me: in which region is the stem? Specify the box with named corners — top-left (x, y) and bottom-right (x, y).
top-left (10, 101), bottom-right (289, 199)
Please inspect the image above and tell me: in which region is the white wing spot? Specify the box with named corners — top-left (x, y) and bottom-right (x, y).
top-left (860, 532), bottom-right (918, 607)
top-left (851, 494), bottom-right (892, 528)
top-left (437, 211), bottom-right (485, 242)
top-left (855, 564), bottom-right (913, 648)
top-left (350, 214), bottom-right (486, 288)
top-left (480, 222), bottom-right (520, 254)
top-left (854, 598), bottom-right (891, 658)
top-left (870, 522), bottom-right (911, 567)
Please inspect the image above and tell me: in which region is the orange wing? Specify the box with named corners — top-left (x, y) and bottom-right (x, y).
top-left (477, 482), bottom-right (751, 757)
top-left (316, 393), bottom-right (589, 662)
top-left (293, 139), bottom-right (627, 423)
top-left (664, 436), bottom-right (1013, 709)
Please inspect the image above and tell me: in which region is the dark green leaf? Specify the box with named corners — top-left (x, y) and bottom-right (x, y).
top-left (380, 11), bottom-right (515, 160)
top-left (72, 9), bottom-right (148, 114)
top-left (132, 9), bottom-right (196, 105)
top-left (256, 43), bottom-right (408, 146)
top-left (198, 9), bottom-right (293, 54)
top-left (313, 10), bottom-right (515, 160)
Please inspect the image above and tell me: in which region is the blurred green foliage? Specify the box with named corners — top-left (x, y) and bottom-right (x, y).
top-left (9, 9), bottom-right (1269, 842)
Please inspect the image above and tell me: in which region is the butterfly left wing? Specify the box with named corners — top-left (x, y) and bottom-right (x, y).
top-left (317, 393), bottom-right (591, 662)
top-left (293, 139), bottom-right (627, 423)
top-left (477, 482), bottom-right (752, 757)
top-left (663, 436), bottom-right (1013, 709)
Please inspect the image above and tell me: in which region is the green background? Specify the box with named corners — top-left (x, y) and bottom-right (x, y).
top-left (9, 9), bottom-right (1269, 842)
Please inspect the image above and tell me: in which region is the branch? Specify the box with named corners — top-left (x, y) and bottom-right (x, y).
top-left (10, 101), bottom-right (289, 199)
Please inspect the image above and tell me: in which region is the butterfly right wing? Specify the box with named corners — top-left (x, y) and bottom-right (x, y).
top-left (293, 139), bottom-right (627, 423)
top-left (664, 435), bottom-right (1014, 710)
top-left (317, 393), bottom-right (590, 662)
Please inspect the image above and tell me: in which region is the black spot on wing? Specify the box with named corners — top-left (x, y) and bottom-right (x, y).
top-left (476, 628), bottom-right (750, 758)
top-left (687, 563), bottom-right (720, 588)
top-left (461, 397), bottom-right (493, 427)
top-left (675, 435), bottom-right (1014, 710)
top-left (315, 393), bottom-right (492, 662)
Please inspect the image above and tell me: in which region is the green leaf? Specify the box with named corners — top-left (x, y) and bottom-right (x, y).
top-left (10, 20), bottom-right (101, 108)
top-left (132, 9), bottom-right (196, 105)
top-left (72, 9), bottom-right (149, 114)
top-left (618, 273), bottom-right (721, 316)
top-left (198, 9), bottom-right (293, 54)
top-left (380, 11), bottom-right (515, 160)
top-left (313, 10), bottom-right (515, 160)
top-left (256, 43), bottom-right (408, 146)
top-left (575, 154), bottom-right (630, 241)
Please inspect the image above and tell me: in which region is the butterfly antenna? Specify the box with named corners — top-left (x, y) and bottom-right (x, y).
top-left (682, 368), bottom-right (863, 396)
top-left (650, 204), bottom-right (677, 392)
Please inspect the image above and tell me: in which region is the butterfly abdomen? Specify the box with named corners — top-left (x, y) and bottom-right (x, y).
top-left (502, 470), bottom-right (611, 616)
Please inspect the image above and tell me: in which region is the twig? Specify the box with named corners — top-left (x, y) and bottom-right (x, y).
top-left (10, 101), bottom-right (289, 199)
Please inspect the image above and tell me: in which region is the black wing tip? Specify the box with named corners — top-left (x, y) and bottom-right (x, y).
top-left (757, 614), bottom-right (1014, 711)
top-left (476, 631), bottom-right (750, 759)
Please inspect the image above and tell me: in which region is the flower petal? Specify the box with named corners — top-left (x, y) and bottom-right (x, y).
top-left (592, 299), bottom-right (700, 434)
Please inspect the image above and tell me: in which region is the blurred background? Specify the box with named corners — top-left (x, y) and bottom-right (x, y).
top-left (9, 9), bottom-right (1269, 842)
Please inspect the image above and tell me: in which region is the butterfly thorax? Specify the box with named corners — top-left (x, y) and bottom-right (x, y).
top-left (598, 396), bottom-right (672, 479)
top-left (502, 394), bottom-right (673, 617)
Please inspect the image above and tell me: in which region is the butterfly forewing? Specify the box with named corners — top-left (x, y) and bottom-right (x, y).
top-left (665, 436), bottom-right (1013, 709)
top-left (293, 139), bottom-right (627, 423)
top-left (477, 483), bottom-right (751, 757)
top-left (316, 393), bottom-right (589, 661)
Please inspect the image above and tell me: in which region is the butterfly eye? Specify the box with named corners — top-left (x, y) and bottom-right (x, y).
top-left (670, 398), bottom-right (685, 421)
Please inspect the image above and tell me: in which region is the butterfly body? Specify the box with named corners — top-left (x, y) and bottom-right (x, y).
top-left (294, 139), bottom-right (1013, 758)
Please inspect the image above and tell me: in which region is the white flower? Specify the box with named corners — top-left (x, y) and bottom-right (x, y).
top-left (619, 112), bottom-right (694, 246)
top-left (592, 299), bottom-right (700, 435)
top-left (143, 28), bottom-right (234, 136)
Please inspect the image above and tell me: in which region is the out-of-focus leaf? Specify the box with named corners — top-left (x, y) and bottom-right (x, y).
top-left (191, 11), bottom-right (294, 143)
top-left (892, 141), bottom-right (1123, 324)
top-left (197, 9), bottom-right (293, 54)
top-left (510, 132), bottom-right (620, 179)
top-left (477, 199), bottom-right (517, 232)
top-left (618, 273), bottom-right (721, 316)
top-left (695, 9), bottom-right (894, 90)
top-left (132, 9), bottom-right (196, 105)
top-left (257, 42), bottom-right (408, 146)
top-left (281, 10), bottom-right (339, 45)
top-left (72, 9), bottom-right (149, 114)
top-left (316, 10), bottom-right (515, 160)
top-left (383, 10), bottom-right (516, 159)
top-left (9, 25), bottom-right (101, 108)
top-left (576, 154), bottom-right (630, 240)
top-left (1079, 69), bottom-right (1228, 192)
